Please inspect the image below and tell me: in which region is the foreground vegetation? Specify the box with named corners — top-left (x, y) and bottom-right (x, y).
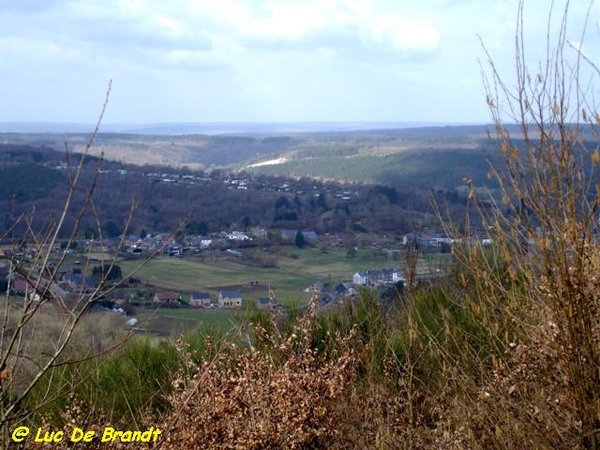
top-left (14, 242), bottom-right (596, 448)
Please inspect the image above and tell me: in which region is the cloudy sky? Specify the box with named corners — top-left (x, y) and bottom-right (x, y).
top-left (0, 0), bottom-right (597, 125)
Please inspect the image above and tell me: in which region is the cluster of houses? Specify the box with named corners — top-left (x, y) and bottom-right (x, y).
top-left (313, 267), bottom-right (406, 307)
top-left (3, 262), bottom-right (278, 312)
top-left (116, 228), bottom-right (324, 256)
top-left (2, 222), bottom-right (434, 319)
top-left (3, 247), bottom-right (407, 310)
top-left (79, 226), bottom-right (481, 262)
top-left (128, 168), bottom-right (360, 201)
top-left (118, 228), bottom-right (475, 258)
top-left (150, 266), bottom-right (406, 312)
top-left (401, 230), bottom-right (493, 249)
top-left (353, 268), bottom-right (404, 287)
top-left (152, 289), bottom-right (279, 311)
top-left (0, 257), bottom-right (100, 295)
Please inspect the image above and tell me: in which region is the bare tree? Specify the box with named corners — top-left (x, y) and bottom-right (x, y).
top-left (0, 82), bottom-right (173, 446)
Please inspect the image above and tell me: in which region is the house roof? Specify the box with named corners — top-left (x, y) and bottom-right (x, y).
top-left (280, 229), bottom-right (297, 239)
top-left (11, 277), bottom-right (29, 293)
top-left (320, 282), bottom-right (356, 306)
top-left (63, 273), bottom-right (96, 288)
top-left (355, 268), bottom-right (403, 278)
top-left (219, 290), bottom-right (242, 299)
top-left (191, 292), bottom-right (211, 300)
top-left (302, 231), bottom-right (318, 240)
top-left (155, 291), bottom-right (179, 300)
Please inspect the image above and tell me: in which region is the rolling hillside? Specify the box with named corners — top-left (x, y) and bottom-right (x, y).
top-left (0, 125), bottom-right (504, 191)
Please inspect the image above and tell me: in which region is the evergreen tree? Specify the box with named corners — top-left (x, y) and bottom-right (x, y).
top-left (295, 230), bottom-right (306, 248)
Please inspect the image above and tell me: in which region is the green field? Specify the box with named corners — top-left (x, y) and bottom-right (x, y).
top-left (112, 245), bottom-right (452, 338)
top-left (120, 254), bottom-right (313, 303)
top-left (118, 246), bottom-right (450, 305)
top-left (134, 307), bottom-right (241, 336)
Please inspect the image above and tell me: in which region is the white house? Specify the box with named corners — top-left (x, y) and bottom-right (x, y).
top-left (353, 268), bottom-right (405, 286)
top-left (218, 290), bottom-right (242, 308)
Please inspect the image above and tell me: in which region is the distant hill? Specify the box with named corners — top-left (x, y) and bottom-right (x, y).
top-left (0, 125), bottom-right (505, 191)
top-left (9, 123), bottom-right (595, 192)
top-left (240, 129), bottom-right (500, 190)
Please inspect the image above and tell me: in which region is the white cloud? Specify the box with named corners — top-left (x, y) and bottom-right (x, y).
top-left (230, 0), bottom-right (440, 57)
top-left (0, 0), bottom-right (597, 123)
top-left (246, 1), bottom-right (329, 41)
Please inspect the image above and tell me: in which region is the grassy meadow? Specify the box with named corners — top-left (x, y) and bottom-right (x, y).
top-left (111, 245), bottom-right (452, 337)
top-left (118, 246), bottom-right (449, 304)
top-left (135, 308), bottom-right (241, 336)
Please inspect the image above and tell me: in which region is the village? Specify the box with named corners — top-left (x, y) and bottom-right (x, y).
top-left (0, 224), bottom-right (465, 332)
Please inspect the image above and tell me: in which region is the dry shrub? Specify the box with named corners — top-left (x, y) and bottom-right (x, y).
top-left (426, 311), bottom-right (581, 450)
top-left (475, 0), bottom-right (600, 445)
top-left (329, 356), bottom-right (445, 450)
top-left (158, 299), bottom-right (359, 449)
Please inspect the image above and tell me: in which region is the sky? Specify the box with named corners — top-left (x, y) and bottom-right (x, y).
top-left (0, 0), bottom-right (598, 126)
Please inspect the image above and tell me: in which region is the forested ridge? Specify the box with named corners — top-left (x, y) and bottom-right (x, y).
top-left (0, 142), bottom-right (471, 238)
